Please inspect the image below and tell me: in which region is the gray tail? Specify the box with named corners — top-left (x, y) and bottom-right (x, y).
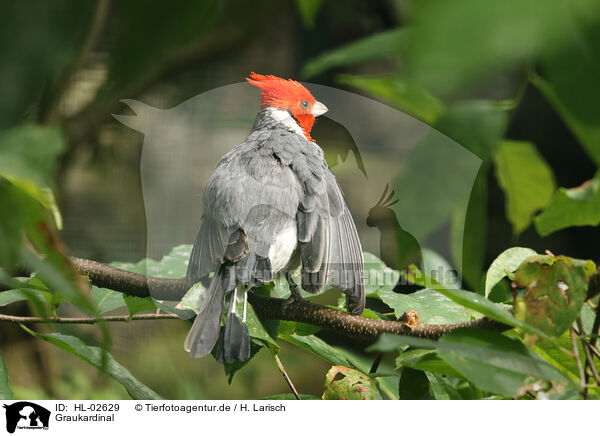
top-left (185, 265), bottom-right (229, 358)
top-left (215, 312), bottom-right (251, 363)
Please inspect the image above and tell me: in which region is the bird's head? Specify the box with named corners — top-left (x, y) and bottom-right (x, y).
top-left (246, 72), bottom-right (328, 141)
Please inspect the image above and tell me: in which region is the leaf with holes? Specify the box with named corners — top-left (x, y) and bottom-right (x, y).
top-left (513, 255), bottom-right (594, 337)
top-left (322, 366), bottom-right (381, 400)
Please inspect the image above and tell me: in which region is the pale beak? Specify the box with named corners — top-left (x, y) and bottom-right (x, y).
top-left (311, 101), bottom-right (328, 117)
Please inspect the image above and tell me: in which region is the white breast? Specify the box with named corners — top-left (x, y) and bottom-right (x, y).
top-left (268, 225), bottom-right (297, 273)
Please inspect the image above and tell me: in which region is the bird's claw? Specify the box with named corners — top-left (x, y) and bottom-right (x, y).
top-left (283, 271), bottom-right (304, 308)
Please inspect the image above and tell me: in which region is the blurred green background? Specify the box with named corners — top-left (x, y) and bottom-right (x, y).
top-left (2, 0), bottom-right (600, 399)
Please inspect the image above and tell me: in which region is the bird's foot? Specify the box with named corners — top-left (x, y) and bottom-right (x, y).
top-left (283, 271), bottom-right (305, 308)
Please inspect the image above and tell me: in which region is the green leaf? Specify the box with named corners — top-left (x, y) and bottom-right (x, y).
top-left (110, 245), bottom-right (195, 318)
top-left (278, 321), bottom-right (321, 337)
top-left (221, 342), bottom-right (263, 385)
top-left (513, 255), bottom-right (593, 337)
top-left (295, 0), bottom-right (322, 29)
top-left (178, 282), bottom-right (206, 313)
top-left (4, 176), bottom-right (62, 229)
top-left (91, 287), bottom-right (126, 314)
top-left (0, 351), bottom-right (14, 400)
top-left (303, 29), bottom-right (405, 78)
top-left (362, 252), bottom-right (400, 296)
top-left (22, 328), bottom-right (162, 400)
top-left (408, 270), bottom-right (550, 337)
top-left (112, 244), bottom-right (192, 279)
top-left (438, 101), bottom-right (507, 289)
top-left (534, 332), bottom-right (582, 382)
top-left (535, 16), bottom-right (600, 167)
top-left (124, 295), bottom-right (157, 317)
top-left (531, 74), bottom-right (600, 167)
top-left (338, 74), bottom-right (444, 124)
top-left (20, 248), bottom-right (95, 314)
top-left (279, 334), bottom-right (357, 369)
top-left (0, 288), bottom-right (49, 308)
top-left (422, 249), bottom-right (460, 290)
top-left (258, 393), bottom-right (320, 400)
top-left (435, 100), bottom-right (509, 162)
top-left (245, 303), bottom-right (278, 349)
top-left (436, 328), bottom-right (566, 397)
top-left (493, 141), bottom-right (556, 235)
top-left (0, 180), bottom-right (46, 269)
top-left (367, 334), bottom-right (437, 353)
top-left (390, 124), bottom-right (483, 247)
top-left (534, 171), bottom-right (600, 236)
top-left (379, 100), bottom-right (503, 267)
top-left (377, 287), bottom-right (477, 324)
top-left (485, 247), bottom-right (538, 297)
top-left (395, 349), bottom-right (463, 378)
top-left (398, 367), bottom-right (433, 400)
top-left (579, 303), bottom-right (596, 335)
top-left (426, 372), bottom-right (463, 400)
top-left (404, 0), bottom-right (600, 95)
top-left (452, 169), bottom-right (487, 290)
top-left (323, 365), bottom-right (381, 400)
top-left (0, 126), bottom-right (64, 187)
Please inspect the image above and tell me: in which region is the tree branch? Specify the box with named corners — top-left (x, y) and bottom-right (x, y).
top-left (68, 257), bottom-right (509, 340)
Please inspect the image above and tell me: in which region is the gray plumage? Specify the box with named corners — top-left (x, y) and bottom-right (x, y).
top-left (185, 107), bottom-right (365, 359)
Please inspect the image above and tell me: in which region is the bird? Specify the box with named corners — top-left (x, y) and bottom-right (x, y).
top-left (366, 184), bottom-right (422, 294)
top-left (184, 72), bottom-right (365, 363)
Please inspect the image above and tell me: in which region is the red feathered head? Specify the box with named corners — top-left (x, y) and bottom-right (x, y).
top-left (246, 72), bottom-right (327, 141)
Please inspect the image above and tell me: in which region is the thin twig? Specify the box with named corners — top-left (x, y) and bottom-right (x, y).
top-left (0, 312), bottom-right (180, 324)
top-left (587, 340), bottom-right (600, 361)
top-left (272, 353), bottom-right (301, 400)
top-left (571, 327), bottom-right (588, 399)
top-left (577, 318), bottom-right (600, 386)
top-left (572, 326), bottom-right (600, 361)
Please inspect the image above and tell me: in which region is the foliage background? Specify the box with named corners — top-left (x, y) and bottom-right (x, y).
top-left (1, 0), bottom-right (600, 400)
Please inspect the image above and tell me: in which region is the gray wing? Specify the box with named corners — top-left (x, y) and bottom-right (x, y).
top-left (187, 132), bottom-right (303, 284)
top-left (299, 166), bottom-right (365, 315)
top-left (186, 216), bottom-right (229, 283)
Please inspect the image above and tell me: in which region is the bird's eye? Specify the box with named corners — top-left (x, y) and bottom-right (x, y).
top-left (300, 100), bottom-right (309, 109)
